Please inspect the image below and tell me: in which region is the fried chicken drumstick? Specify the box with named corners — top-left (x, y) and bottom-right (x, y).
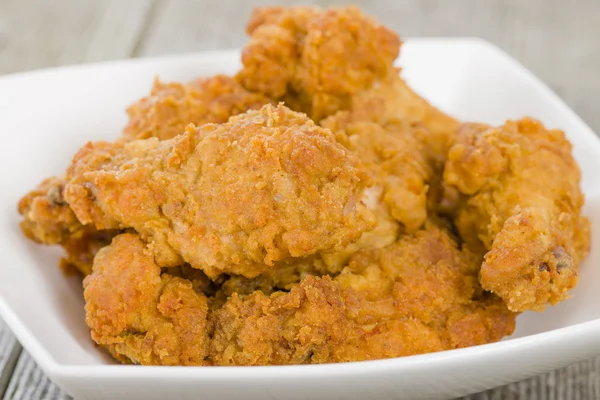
top-left (444, 118), bottom-right (591, 311)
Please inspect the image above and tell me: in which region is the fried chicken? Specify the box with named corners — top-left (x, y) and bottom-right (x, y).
top-left (237, 6), bottom-right (459, 159)
top-left (17, 177), bottom-right (114, 275)
top-left (324, 116), bottom-right (433, 232)
top-left (65, 104), bottom-right (374, 278)
top-left (444, 118), bottom-right (591, 311)
top-left (316, 117), bottom-right (433, 272)
top-left (236, 5), bottom-right (458, 236)
top-left (17, 4), bottom-right (591, 368)
top-left (19, 75), bottom-right (272, 275)
top-left (210, 224), bottom-right (516, 365)
top-left (18, 177), bottom-right (83, 245)
top-left (123, 74), bottom-right (272, 141)
top-left (237, 6), bottom-right (399, 121)
top-left (59, 227), bottom-right (119, 276)
top-left (84, 233), bottom-right (210, 365)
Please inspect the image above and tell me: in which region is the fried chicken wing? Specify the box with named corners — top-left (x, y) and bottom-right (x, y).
top-left (209, 224), bottom-right (516, 365)
top-left (84, 233), bottom-right (210, 365)
top-left (444, 118), bottom-right (591, 311)
top-left (123, 75), bottom-right (272, 141)
top-left (65, 104), bottom-right (374, 278)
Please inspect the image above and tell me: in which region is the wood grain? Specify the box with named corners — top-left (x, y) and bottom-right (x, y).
top-left (1, 0), bottom-right (599, 399)
top-left (3, 352), bottom-right (70, 400)
top-left (0, 0), bottom-right (155, 72)
top-left (0, 319), bottom-right (21, 399)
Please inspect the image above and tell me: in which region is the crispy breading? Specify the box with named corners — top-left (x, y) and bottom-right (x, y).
top-left (18, 177), bottom-right (83, 244)
top-left (344, 74), bottom-right (460, 163)
top-left (17, 177), bottom-right (116, 276)
top-left (84, 233), bottom-right (211, 365)
top-left (123, 74), bottom-right (272, 141)
top-left (323, 116), bottom-right (433, 233)
top-left (237, 6), bottom-right (400, 121)
top-left (237, 5), bottom-right (458, 229)
top-left (237, 6), bottom-right (458, 159)
top-left (209, 224), bottom-right (516, 365)
top-left (20, 74), bottom-right (269, 274)
top-left (215, 256), bottom-right (328, 299)
top-left (317, 116), bottom-right (433, 272)
top-left (65, 104), bottom-right (375, 278)
top-left (444, 118), bottom-right (591, 311)
top-left (59, 227), bottom-right (119, 276)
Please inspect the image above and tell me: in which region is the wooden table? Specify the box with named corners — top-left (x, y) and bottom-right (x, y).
top-left (1, 1), bottom-right (599, 399)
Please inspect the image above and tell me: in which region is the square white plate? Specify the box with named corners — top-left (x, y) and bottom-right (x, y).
top-left (0, 38), bottom-right (599, 400)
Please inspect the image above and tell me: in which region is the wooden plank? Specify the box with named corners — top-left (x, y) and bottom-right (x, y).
top-left (469, 357), bottom-right (600, 400)
top-left (0, 0), bottom-right (155, 75)
top-left (2, 352), bottom-right (70, 400)
top-left (0, 319), bottom-right (21, 399)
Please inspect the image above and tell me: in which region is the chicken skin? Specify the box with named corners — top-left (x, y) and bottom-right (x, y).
top-left (444, 118), bottom-right (591, 311)
top-left (210, 224), bottom-right (515, 365)
top-left (65, 104), bottom-right (374, 278)
top-left (84, 233), bottom-right (210, 365)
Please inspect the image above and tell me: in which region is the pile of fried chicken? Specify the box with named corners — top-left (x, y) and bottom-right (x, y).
top-left (18, 6), bottom-right (590, 366)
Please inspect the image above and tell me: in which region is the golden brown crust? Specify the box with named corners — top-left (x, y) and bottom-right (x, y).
top-left (444, 118), bottom-right (591, 311)
top-left (123, 75), bottom-right (272, 141)
top-left (238, 6), bottom-right (458, 161)
top-left (323, 115), bottom-right (433, 234)
top-left (19, 74), bottom-right (271, 274)
top-left (65, 104), bottom-right (375, 278)
top-left (18, 177), bottom-right (83, 244)
top-left (237, 6), bottom-right (401, 121)
top-left (18, 177), bottom-right (116, 276)
top-left (84, 234), bottom-right (210, 365)
top-left (209, 224), bottom-right (516, 365)
top-left (59, 227), bottom-right (119, 276)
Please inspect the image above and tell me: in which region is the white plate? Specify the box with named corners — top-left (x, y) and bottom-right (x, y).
top-left (0, 38), bottom-right (599, 400)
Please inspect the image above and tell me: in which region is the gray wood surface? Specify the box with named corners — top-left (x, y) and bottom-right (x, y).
top-left (1, 0), bottom-right (600, 399)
